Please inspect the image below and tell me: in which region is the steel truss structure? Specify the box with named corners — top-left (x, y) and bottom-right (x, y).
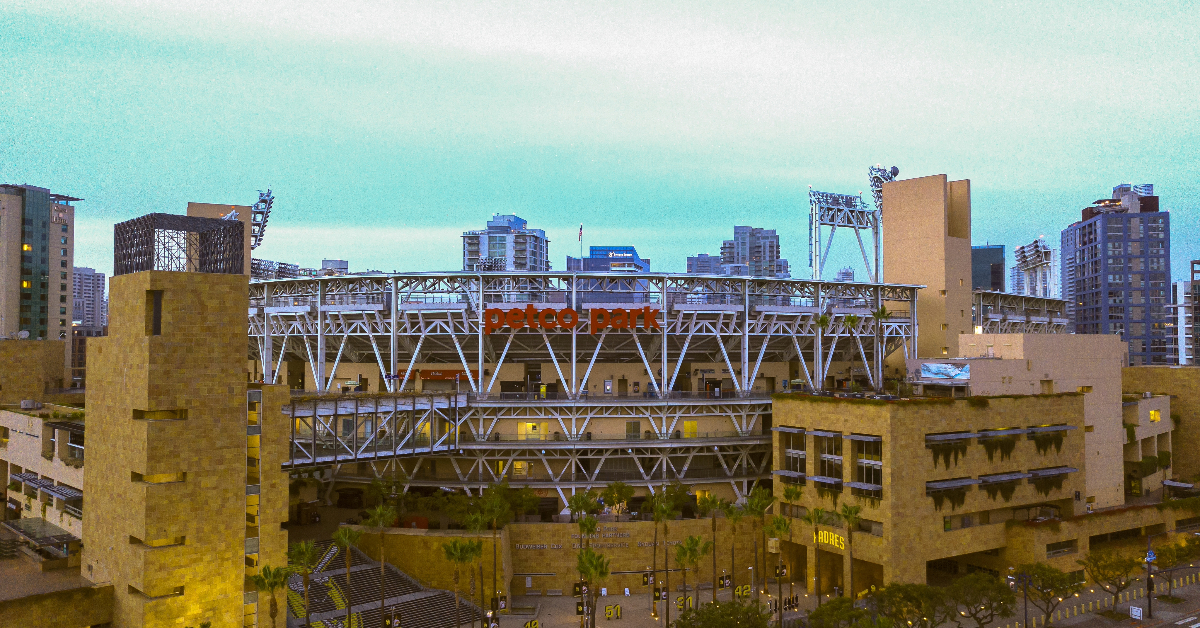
top-left (972, 290), bottom-right (1070, 334)
top-left (250, 189), bottom-right (273, 250)
top-left (809, 190), bottom-right (883, 282)
top-left (251, 272), bottom-right (919, 501)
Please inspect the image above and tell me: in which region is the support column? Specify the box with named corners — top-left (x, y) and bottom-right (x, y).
top-left (316, 280), bottom-right (326, 392)
top-left (842, 548), bottom-right (853, 599)
top-left (262, 283), bottom-right (273, 384)
top-left (806, 543), bottom-right (817, 594)
top-left (389, 276), bottom-right (398, 393)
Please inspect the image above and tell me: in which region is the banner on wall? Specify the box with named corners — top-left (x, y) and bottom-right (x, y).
top-left (919, 363), bottom-right (971, 380)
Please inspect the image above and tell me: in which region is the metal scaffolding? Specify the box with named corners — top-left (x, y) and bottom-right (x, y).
top-left (114, 213), bottom-right (244, 276)
top-left (808, 190), bottom-right (883, 283)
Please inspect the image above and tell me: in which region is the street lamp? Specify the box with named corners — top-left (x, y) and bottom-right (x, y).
top-left (1008, 568), bottom-right (1030, 628)
top-left (1143, 527), bottom-right (1192, 619)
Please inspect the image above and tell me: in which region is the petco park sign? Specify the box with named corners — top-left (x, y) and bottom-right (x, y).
top-left (484, 305), bottom-right (661, 334)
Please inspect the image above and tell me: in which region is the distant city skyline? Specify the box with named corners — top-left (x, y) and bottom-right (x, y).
top-left (1, 2), bottom-right (1196, 280)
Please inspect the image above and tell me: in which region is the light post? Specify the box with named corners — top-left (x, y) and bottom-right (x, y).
top-left (1009, 568), bottom-right (1030, 628)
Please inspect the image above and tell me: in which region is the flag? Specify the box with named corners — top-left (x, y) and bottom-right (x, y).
top-left (579, 224), bottom-right (583, 241)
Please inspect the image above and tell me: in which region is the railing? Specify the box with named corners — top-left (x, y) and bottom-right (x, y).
top-left (66, 444), bottom-right (84, 461)
top-left (489, 391), bottom-right (774, 401)
top-left (64, 504), bottom-right (82, 518)
top-left (470, 430), bottom-right (758, 443)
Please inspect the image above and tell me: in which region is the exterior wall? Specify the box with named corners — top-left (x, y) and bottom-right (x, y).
top-left (0, 408), bottom-right (85, 537)
top-left (957, 334), bottom-right (1127, 509)
top-left (881, 175), bottom-right (972, 358)
top-left (1122, 366), bottom-right (1200, 479)
top-left (0, 187), bottom-right (75, 357)
top-left (185, 202), bottom-right (253, 275)
top-left (359, 519), bottom-right (758, 598)
top-left (0, 583), bottom-right (114, 628)
top-left (1122, 395), bottom-right (1172, 496)
top-left (82, 270), bottom-right (256, 628)
top-left (772, 394), bottom-right (1086, 588)
top-left (0, 339), bottom-right (66, 403)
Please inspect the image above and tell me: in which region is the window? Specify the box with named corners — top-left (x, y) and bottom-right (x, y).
top-left (626, 421), bottom-right (641, 440)
top-left (60, 249), bottom-right (67, 256)
top-left (815, 432), bottom-right (843, 491)
top-left (21, 280), bottom-right (30, 288)
top-left (21, 243), bottom-right (31, 251)
top-left (61, 237), bottom-right (67, 244)
top-left (1150, 410), bottom-right (1161, 423)
top-left (603, 379), bottom-right (612, 394)
top-left (781, 432), bottom-right (805, 484)
top-left (683, 420), bottom-right (697, 438)
top-left (1046, 539), bottom-right (1077, 558)
top-left (1076, 386), bottom-right (1093, 393)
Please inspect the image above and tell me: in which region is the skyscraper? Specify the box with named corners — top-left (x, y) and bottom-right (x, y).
top-left (462, 214), bottom-right (550, 272)
top-left (72, 267), bottom-right (107, 327)
top-left (1061, 184), bottom-right (1170, 365)
top-left (0, 184), bottom-right (77, 343)
top-left (720, 226), bottom-right (789, 278)
top-left (566, 245), bottom-right (650, 272)
top-left (1169, 260), bottom-right (1200, 365)
top-left (970, 244), bottom-right (1005, 291)
top-left (685, 253), bottom-right (724, 274)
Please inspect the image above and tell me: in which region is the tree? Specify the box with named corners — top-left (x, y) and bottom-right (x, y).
top-left (481, 483), bottom-right (514, 613)
top-left (770, 515), bottom-right (791, 626)
top-left (696, 494), bottom-right (726, 605)
top-left (364, 504), bottom-right (397, 628)
top-left (601, 481), bottom-right (635, 515)
top-left (802, 507), bottom-right (827, 605)
top-left (1153, 542), bottom-right (1192, 598)
top-left (947, 572), bottom-right (1015, 628)
top-left (809, 595), bottom-right (868, 628)
top-left (655, 494), bottom-right (681, 626)
top-left (876, 582), bottom-right (956, 628)
top-left (1017, 563), bottom-right (1083, 622)
top-left (744, 487), bottom-right (776, 598)
top-left (1077, 550), bottom-right (1142, 607)
top-left (332, 526), bottom-right (365, 628)
top-left (671, 598), bottom-right (772, 628)
top-left (722, 501), bottom-right (747, 596)
top-left (443, 539), bottom-right (484, 628)
top-left (663, 480), bottom-right (694, 514)
top-left (249, 564), bottom-right (294, 628)
top-left (288, 541), bottom-right (319, 628)
top-left (567, 489), bottom-right (599, 523)
top-left (838, 504), bottom-right (863, 600)
top-left (465, 510), bottom-right (489, 628)
top-left (578, 547), bottom-right (611, 628)
top-left (870, 306), bottom-right (890, 392)
top-left (675, 534), bottom-right (713, 610)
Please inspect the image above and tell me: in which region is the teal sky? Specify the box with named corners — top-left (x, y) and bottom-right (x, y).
top-left (2, 1), bottom-right (1197, 280)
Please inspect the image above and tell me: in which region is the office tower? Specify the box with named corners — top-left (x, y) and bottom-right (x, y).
top-left (73, 267), bottom-right (107, 327)
top-left (835, 267), bottom-right (855, 283)
top-left (1010, 238), bottom-right (1059, 298)
top-left (566, 245), bottom-right (650, 272)
top-left (881, 174), bottom-right (973, 358)
top-left (462, 214), bottom-right (550, 271)
top-left (0, 184), bottom-right (77, 344)
top-left (1061, 183), bottom-right (1170, 365)
top-left (720, 226), bottom-right (789, 278)
top-left (970, 244), bottom-right (1005, 291)
top-left (83, 215), bottom-right (287, 627)
top-left (1170, 261), bottom-right (1200, 365)
top-left (686, 253), bottom-right (723, 274)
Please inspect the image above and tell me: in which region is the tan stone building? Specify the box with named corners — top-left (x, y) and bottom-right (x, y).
top-left (81, 269), bottom-right (289, 628)
top-left (1, 405), bottom-right (85, 540)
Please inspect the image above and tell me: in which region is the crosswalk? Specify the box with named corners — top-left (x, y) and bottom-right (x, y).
top-left (1173, 617), bottom-right (1194, 624)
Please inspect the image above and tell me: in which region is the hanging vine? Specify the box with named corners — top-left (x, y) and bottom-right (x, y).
top-left (929, 440), bottom-right (969, 469)
top-left (1032, 432), bottom-right (1064, 455)
top-left (982, 437), bottom-right (1018, 462)
top-left (1124, 423), bottom-right (1138, 443)
top-left (931, 487), bottom-right (969, 511)
top-left (984, 481), bottom-right (1018, 502)
top-left (1033, 475), bottom-right (1064, 496)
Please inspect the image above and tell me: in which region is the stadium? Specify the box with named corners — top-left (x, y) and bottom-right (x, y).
top-left (246, 271), bottom-right (919, 509)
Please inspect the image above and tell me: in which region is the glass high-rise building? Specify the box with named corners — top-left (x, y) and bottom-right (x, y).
top-left (1061, 184), bottom-right (1171, 365)
top-left (462, 214), bottom-right (550, 272)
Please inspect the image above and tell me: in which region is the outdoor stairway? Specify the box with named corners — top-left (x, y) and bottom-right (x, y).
top-left (0, 536), bottom-right (17, 559)
top-left (288, 543), bottom-right (483, 628)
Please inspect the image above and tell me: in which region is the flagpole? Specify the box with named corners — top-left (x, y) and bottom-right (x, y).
top-left (579, 223), bottom-right (583, 264)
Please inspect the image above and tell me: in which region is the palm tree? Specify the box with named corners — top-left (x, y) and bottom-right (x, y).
top-left (578, 548), bottom-right (611, 628)
top-left (288, 541), bottom-right (319, 628)
top-left (647, 494), bottom-right (667, 616)
top-left (696, 494), bottom-right (725, 605)
top-left (332, 526), bottom-right (365, 628)
top-left (675, 534), bottom-right (713, 611)
top-left (567, 489), bottom-right (598, 523)
top-left (770, 516), bottom-right (791, 627)
top-left (871, 305), bottom-right (890, 392)
top-left (815, 313), bottom-right (831, 390)
top-left (364, 504), bottom-right (397, 628)
top-left (601, 481), bottom-right (634, 516)
top-left (802, 507), bottom-right (826, 606)
top-left (480, 483), bottom-right (512, 614)
top-left (782, 486), bottom-right (803, 603)
top-left (443, 539), bottom-right (484, 628)
top-left (744, 487), bottom-right (775, 599)
top-left (652, 493), bottom-right (679, 624)
top-left (250, 564), bottom-right (294, 628)
top-left (838, 504), bottom-right (863, 602)
top-left (579, 514), bottom-right (598, 551)
top-left (721, 501), bottom-right (746, 597)
top-left (465, 511), bottom-right (489, 628)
